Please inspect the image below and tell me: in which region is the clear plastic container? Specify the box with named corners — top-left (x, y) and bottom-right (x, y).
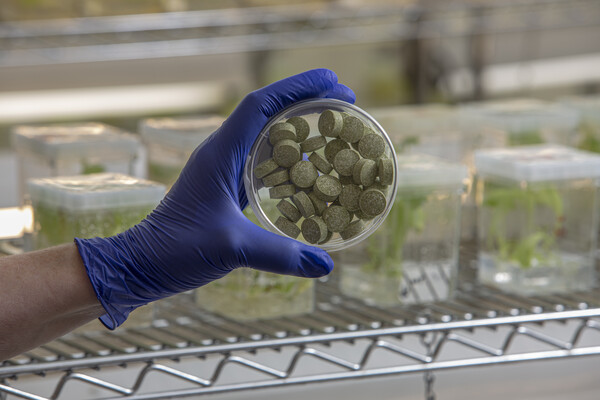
top-left (339, 154), bottom-right (467, 306)
top-left (12, 123), bottom-right (141, 201)
top-left (28, 173), bottom-right (165, 250)
top-left (461, 99), bottom-right (579, 147)
top-left (195, 207), bottom-right (314, 321)
top-left (28, 173), bottom-right (165, 328)
top-left (560, 95), bottom-right (600, 153)
top-left (369, 104), bottom-right (500, 242)
top-left (139, 115), bottom-right (224, 187)
top-left (369, 104), bottom-right (469, 162)
top-left (475, 145), bottom-right (600, 295)
top-left (244, 99), bottom-right (398, 252)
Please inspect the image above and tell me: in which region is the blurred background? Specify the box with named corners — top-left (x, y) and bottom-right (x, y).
top-left (1, 0), bottom-right (600, 205)
top-left (1, 0), bottom-right (600, 399)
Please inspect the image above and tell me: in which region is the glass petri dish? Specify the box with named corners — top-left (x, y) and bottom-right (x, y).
top-left (244, 98), bottom-right (398, 252)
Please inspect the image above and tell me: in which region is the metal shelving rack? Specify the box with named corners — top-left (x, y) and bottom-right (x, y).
top-left (1, 0), bottom-right (599, 68)
top-left (1, 2), bottom-right (600, 399)
top-left (1, 246), bottom-right (599, 400)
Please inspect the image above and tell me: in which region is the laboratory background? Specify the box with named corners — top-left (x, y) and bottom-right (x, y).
top-left (1, 0), bottom-right (600, 399)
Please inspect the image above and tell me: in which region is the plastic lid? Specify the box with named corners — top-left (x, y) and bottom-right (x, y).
top-left (27, 173), bottom-right (166, 211)
top-left (369, 104), bottom-right (458, 134)
top-left (11, 123), bottom-right (140, 160)
top-left (560, 95), bottom-right (600, 124)
top-left (460, 98), bottom-right (579, 133)
top-left (139, 115), bottom-right (224, 151)
top-left (397, 154), bottom-right (468, 190)
top-left (474, 144), bottom-right (600, 182)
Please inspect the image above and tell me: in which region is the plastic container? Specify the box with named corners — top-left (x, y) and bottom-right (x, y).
top-left (12, 123), bottom-right (141, 201)
top-left (369, 104), bottom-right (500, 242)
top-left (339, 154), bottom-right (467, 306)
top-left (195, 207), bottom-right (314, 321)
top-left (461, 99), bottom-right (579, 147)
top-left (560, 95), bottom-right (600, 153)
top-left (28, 173), bottom-right (165, 328)
top-left (475, 145), bottom-right (600, 295)
top-left (28, 173), bottom-right (165, 249)
top-left (369, 104), bottom-right (469, 162)
top-left (244, 99), bottom-right (398, 252)
top-left (139, 115), bottom-right (224, 187)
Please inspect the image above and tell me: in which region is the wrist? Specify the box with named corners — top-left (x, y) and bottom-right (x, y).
top-left (75, 235), bottom-right (154, 329)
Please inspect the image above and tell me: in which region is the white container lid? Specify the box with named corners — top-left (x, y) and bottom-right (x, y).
top-left (460, 98), bottom-right (579, 133)
top-left (369, 104), bottom-right (458, 135)
top-left (560, 95), bottom-right (600, 124)
top-left (11, 123), bottom-right (140, 160)
top-left (139, 115), bottom-right (224, 151)
top-left (474, 144), bottom-right (600, 182)
top-left (27, 173), bottom-right (165, 211)
top-left (396, 154), bottom-right (468, 190)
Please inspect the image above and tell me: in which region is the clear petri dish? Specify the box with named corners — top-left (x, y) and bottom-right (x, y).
top-left (244, 98), bottom-right (398, 252)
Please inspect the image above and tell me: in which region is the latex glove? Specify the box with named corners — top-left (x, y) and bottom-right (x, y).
top-left (75, 69), bottom-right (356, 329)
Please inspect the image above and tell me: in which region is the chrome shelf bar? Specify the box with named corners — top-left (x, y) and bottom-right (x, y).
top-left (0, 0), bottom-right (598, 67)
top-left (1, 277), bottom-right (599, 400)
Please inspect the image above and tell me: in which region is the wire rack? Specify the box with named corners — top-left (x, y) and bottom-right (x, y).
top-left (1, 0), bottom-right (599, 67)
top-left (1, 246), bottom-right (599, 400)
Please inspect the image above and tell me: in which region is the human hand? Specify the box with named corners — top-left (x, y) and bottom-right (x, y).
top-left (76, 69), bottom-right (355, 328)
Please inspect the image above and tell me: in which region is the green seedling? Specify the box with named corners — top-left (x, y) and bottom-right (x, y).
top-left (508, 130), bottom-right (544, 146)
top-left (577, 122), bottom-right (600, 153)
top-left (483, 182), bottom-right (563, 268)
top-left (362, 194), bottom-right (427, 277)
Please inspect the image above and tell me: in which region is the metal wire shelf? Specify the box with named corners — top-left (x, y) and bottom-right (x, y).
top-left (0, 0), bottom-right (599, 67)
top-left (1, 245), bottom-right (599, 400)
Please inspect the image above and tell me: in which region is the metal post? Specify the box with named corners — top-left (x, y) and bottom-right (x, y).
top-left (469, 5), bottom-right (486, 101)
top-left (420, 332), bottom-right (438, 400)
top-left (404, 5), bottom-right (427, 104)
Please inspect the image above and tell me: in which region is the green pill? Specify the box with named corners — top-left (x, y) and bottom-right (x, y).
top-left (378, 158), bottom-right (394, 185)
top-left (308, 152), bottom-right (333, 174)
top-left (269, 184), bottom-right (296, 199)
top-left (324, 138), bottom-right (350, 163)
top-left (273, 139), bottom-right (301, 168)
top-left (359, 188), bottom-right (387, 217)
top-left (338, 184), bottom-right (362, 212)
top-left (338, 174), bottom-right (354, 185)
top-left (262, 169), bottom-right (289, 187)
top-left (331, 199), bottom-right (354, 221)
top-left (333, 149), bottom-right (360, 176)
top-left (313, 175), bottom-right (342, 202)
top-left (269, 122), bottom-right (297, 145)
top-left (358, 133), bottom-right (386, 160)
top-left (308, 191), bottom-right (327, 216)
top-left (318, 109), bottom-right (343, 137)
top-left (340, 220), bottom-right (365, 240)
top-left (323, 205), bottom-right (351, 233)
top-left (354, 209), bottom-right (375, 221)
top-left (318, 229), bottom-right (333, 245)
top-left (277, 199), bottom-right (301, 223)
top-left (290, 160), bottom-right (318, 189)
top-left (292, 191), bottom-right (315, 218)
top-left (254, 158), bottom-right (279, 179)
top-left (365, 181), bottom-right (390, 195)
top-left (340, 114), bottom-right (365, 143)
top-left (353, 158), bottom-right (377, 186)
top-left (301, 136), bottom-right (327, 153)
top-left (275, 216), bottom-right (301, 239)
top-left (301, 216), bottom-right (328, 244)
top-left (287, 116), bottom-right (310, 143)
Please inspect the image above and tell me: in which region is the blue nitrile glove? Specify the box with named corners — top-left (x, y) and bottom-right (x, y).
top-left (75, 69), bottom-right (356, 329)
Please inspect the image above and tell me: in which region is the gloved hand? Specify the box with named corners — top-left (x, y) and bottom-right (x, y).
top-left (75, 69), bottom-right (356, 329)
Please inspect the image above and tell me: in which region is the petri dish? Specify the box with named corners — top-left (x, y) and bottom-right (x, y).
top-left (244, 98), bottom-right (398, 252)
